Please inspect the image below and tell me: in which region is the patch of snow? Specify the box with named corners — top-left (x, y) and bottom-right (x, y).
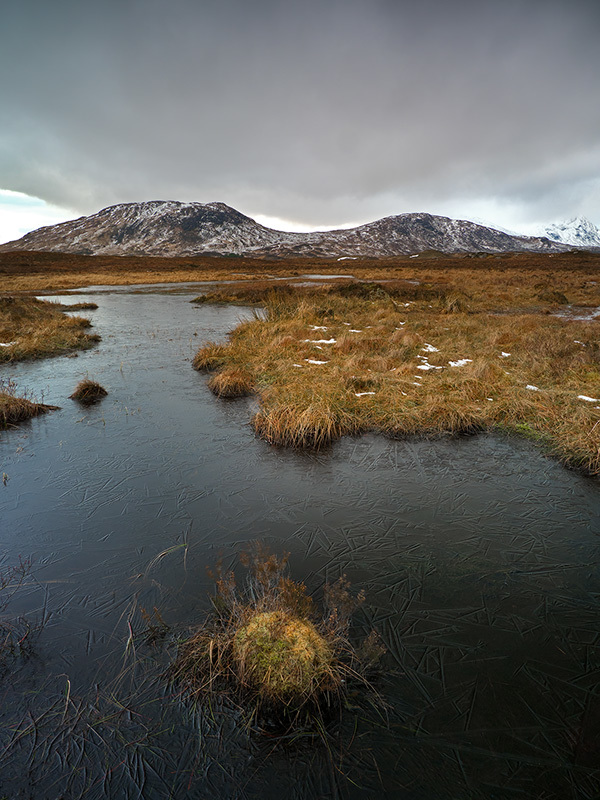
top-left (449, 359), bottom-right (472, 367)
top-left (422, 343), bottom-right (439, 352)
top-left (500, 352), bottom-right (511, 357)
top-left (416, 363), bottom-right (443, 371)
top-left (349, 329), bottom-right (361, 333)
top-left (0, 342), bottom-right (16, 347)
top-left (305, 359), bottom-right (329, 365)
top-left (355, 392), bottom-right (375, 397)
top-left (578, 395), bottom-right (600, 402)
top-left (292, 363), bottom-right (303, 367)
top-left (303, 338), bottom-right (336, 344)
top-left (525, 385), bottom-right (540, 391)
top-left (310, 325), bottom-right (328, 330)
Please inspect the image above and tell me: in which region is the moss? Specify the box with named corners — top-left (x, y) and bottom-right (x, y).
top-left (233, 610), bottom-right (332, 698)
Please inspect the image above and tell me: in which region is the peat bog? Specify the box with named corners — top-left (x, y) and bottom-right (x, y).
top-left (0, 266), bottom-right (599, 799)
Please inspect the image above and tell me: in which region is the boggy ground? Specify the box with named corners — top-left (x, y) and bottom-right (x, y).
top-left (192, 268), bottom-right (600, 475)
top-left (0, 296), bottom-right (99, 427)
top-left (2, 248), bottom-right (600, 293)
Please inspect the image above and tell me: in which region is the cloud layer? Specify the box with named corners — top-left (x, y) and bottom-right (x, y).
top-left (2, 0), bottom-right (599, 230)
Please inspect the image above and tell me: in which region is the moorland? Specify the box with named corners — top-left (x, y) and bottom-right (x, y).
top-left (2, 248), bottom-right (599, 473)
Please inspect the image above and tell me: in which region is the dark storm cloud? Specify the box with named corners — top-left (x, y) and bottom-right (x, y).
top-left (1, 0), bottom-right (599, 227)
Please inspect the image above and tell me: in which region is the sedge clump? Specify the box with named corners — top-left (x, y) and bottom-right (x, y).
top-left (171, 544), bottom-right (384, 724)
top-left (69, 379), bottom-right (108, 406)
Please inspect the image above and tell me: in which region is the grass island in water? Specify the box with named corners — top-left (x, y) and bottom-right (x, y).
top-left (192, 271), bottom-right (600, 474)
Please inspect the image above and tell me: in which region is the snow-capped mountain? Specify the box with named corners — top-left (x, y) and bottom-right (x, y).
top-left (0, 200), bottom-right (567, 257)
top-left (543, 217), bottom-right (600, 248)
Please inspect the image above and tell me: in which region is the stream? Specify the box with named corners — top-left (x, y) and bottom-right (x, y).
top-left (1, 285), bottom-right (599, 799)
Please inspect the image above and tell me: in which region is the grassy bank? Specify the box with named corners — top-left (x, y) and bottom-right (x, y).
top-left (0, 296), bottom-right (100, 362)
top-left (193, 274), bottom-right (600, 474)
top-left (0, 379), bottom-right (58, 430)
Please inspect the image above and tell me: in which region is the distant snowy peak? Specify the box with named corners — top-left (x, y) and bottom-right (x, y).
top-left (543, 217), bottom-right (600, 248)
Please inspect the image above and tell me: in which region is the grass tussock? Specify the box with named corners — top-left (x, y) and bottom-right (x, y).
top-left (171, 545), bottom-right (383, 724)
top-left (0, 295), bottom-right (100, 362)
top-left (207, 367), bottom-right (254, 398)
top-left (0, 378), bottom-right (58, 430)
top-left (192, 276), bottom-right (600, 473)
top-left (69, 379), bottom-right (108, 405)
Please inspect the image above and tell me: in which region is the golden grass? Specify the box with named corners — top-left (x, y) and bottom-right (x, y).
top-left (0, 380), bottom-right (58, 430)
top-left (69, 379), bottom-right (108, 405)
top-left (193, 278), bottom-right (600, 474)
top-left (0, 296), bottom-right (100, 362)
top-left (207, 367), bottom-right (254, 398)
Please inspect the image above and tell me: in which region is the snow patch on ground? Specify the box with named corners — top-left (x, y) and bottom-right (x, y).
top-left (449, 359), bottom-right (472, 367)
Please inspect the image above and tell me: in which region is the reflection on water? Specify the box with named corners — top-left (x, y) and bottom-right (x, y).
top-left (1, 287), bottom-right (599, 798)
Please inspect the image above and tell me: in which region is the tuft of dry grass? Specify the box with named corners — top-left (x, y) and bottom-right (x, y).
top-left (69, 379), bottom-right (108, 405)
top-left (0, 295), bottom-right (100, 362)
top-left (0, 379), bottom-right (58, 430)
top-left (207, 367), bottom-right (254, 398)
top-left (171, 545), bottom-right (383, 722)
top-left (192, 277), bottom-right (600, 473)
top-left (192, 341), bottom-right (229, 371)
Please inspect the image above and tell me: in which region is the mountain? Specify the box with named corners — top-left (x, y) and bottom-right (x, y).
top-left (543, 217), bottom-right (600, 249)
top-left (0, 200), bottom-right (567, 257)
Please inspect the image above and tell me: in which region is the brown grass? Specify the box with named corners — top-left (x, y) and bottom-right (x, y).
top-left (0, 379), bottom-right (58, 429)
top-left (207, 368), bottom-right (254, 398)
top-left (192, 276), bottom-right (600, 474)
top-left (0, 296), bottom-right (100, 362)
top-left (69, 379), bottom-right (108, 405)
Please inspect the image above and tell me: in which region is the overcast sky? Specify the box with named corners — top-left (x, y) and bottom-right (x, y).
top-left (1, 0), bottom-right (599, 242)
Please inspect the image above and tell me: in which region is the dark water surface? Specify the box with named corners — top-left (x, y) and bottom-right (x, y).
top-left (1, 288), bottom-right (599, 799)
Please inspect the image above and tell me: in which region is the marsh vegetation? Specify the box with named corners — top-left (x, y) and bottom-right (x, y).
top-left (172, 546), bottom-right (383, 728)
top-left (0, 295), bottom-right (100, 362)
top-left (0, 377), bottom-right (58, 429)
top-left (69, 378), bottom-right (108, 405)
top-left (193, 270), bottom-right (600, 473)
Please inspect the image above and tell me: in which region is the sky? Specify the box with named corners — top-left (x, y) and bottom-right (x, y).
top-left (1, 0), bottom-right (599, 243)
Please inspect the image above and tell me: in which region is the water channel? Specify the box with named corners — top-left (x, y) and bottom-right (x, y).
top-left (1, 285), bottom-right (599, 798)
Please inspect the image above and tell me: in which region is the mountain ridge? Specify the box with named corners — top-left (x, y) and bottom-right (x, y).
top-left (543, 216), bottom-right (600, 249)
top-left (0, 200), bottom-right (569, 257)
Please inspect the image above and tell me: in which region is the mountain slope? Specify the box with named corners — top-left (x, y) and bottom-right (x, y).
top-left (543, 217), bottom-right (600, 248)
top-left (0, 201), bottom-right (566, 257)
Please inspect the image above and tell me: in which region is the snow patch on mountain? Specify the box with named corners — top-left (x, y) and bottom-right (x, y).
top-left (0, 201), bottom-right (569, 258)
top-left (543, 217), bottom-right (600, 248)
